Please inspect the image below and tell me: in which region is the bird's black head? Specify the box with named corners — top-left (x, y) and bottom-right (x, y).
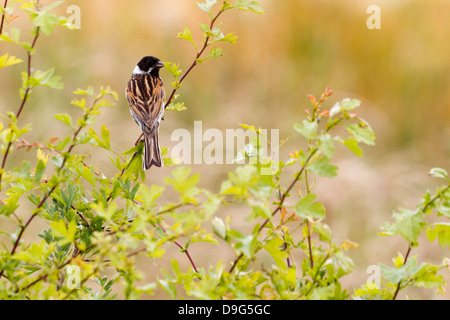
top-left (135, 56), bottom-right (164, 76)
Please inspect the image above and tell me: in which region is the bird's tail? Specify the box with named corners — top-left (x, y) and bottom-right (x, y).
top-left (143, 131), bottom-right (162, 170)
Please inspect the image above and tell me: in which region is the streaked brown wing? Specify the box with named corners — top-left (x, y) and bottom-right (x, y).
top-left (126, 74), bottom-right (165, 132)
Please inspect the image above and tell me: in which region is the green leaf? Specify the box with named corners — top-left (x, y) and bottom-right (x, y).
top-left (0, 193), bottom-right (20, 217)
top-left (101, 124), bottom-right (111, 149)
top-left (199, 23), bottom-right (212, 36)
top-left (379, 263), bottom-right (407, 284)
top-left (88, 127), bottom-right (111, 150)
top-left (34, 159), bottom-right (46, 182)
top-left (24, 68), bottom-right (63, 90)
top-left (426, 223), bottom-right (450, 248)
top-left (215, 32), bottom-right (238, 44)
top-left (343, 137), bottom-right (363, 157)
top-left (74, 86), bottom-right (95, 96)
top-left (177, 27), bottom-right (197, 50)
top-left (197, 0), bottom-right (218, 12)
top-left (0, 53), bottom-right (23, 69)
top-left (50, 219), bottom-right (77, 245)
top-left (294, 193), bottom-right (326, 221)
top-left (177, 27), bottom-right (192, 41)
top-left (163, 62), bottom-right (182, 78)
top-left (212, 217), bottom-right (226, 239)
top-left (226, 165), bottom-right (259, 196)
top-left (228, 230), bottom-right (255, 257)
top-left (414, 263), bottom-right (446, 289)
top-left (81, 165), bottom-right (96, 187)
top-left (235, 0), bottom-right (264, 14)
top-left (340, 98), bottom-right (361, 111)
top-left (165, 167), bottom-right (200, 202)
top-left (0, 28), bottom-right (21, 44)
top-left (313, 223), bottom-right (332, 244)
top-left (250, 203), bottom-right (272, 220)
top-left (429, 168), bottom-right (449, 181)
top-left (197, 47), bottom-right (223, 63)
top-left (380, 208), bottom-right (425, 245)
top-left (436, 199), bottom-right (450, 218)
top-left (54, 113), bottom-right (73, 128)
top-left (329, 102), bottom-right (341, 118)
top-left (140, 184), bottom-right (165, 204)
top-left (294, 120), bottom-right (318, 140)
top-left (13, 240), bottom-right (55, 265)
top-left (309, 157), bottom-right (338, 178)
top-left (166, 102), bottom-right (187, 111)
top-left (326, 251), bottom-right (355, 278)
top-left (249, 1), bottom-right (264, 14)
top-left (264, 237), bottom-right (289, 270)
top-left (32, 11), bottom-right (60, 35)
top-left (91, 202), bottom-right (118, 221)
top-left (345, 122), bottom-right (375, 146)
top-left (317, 134), bottom-right (335, 158)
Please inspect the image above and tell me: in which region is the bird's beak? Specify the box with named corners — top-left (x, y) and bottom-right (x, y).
top-left (156, 61), bottom-right (164, 69)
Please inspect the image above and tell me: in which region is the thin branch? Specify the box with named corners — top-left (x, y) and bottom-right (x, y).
top-left (392, 244), bottom-right (412, 300)
top-left (304, 167), bottom-right (314, 268)
top-left (391, 183), bottom-right (449, 300)
top-left (133, 8), bottom-right (226, 146)
top-left (422, 185), bottom-right (450, 213)
top-left (18, 244), bottom-right (95, 293)
top-left (0, 99), bottom-right (98, 279)
top-left (0, 27), bottom-right (40, 190)
top-left (229, 149), bottom-right (318, 273)
top-left (164, 9), bottom-right (225, 109)
top-left (0, 0), bottom-right (8, 35)
top-left (305, 253), bottom-right (330, 297)
top-left (158, 223), bottom-right (199, 274)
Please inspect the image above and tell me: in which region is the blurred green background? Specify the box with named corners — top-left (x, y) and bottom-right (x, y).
top-left (1, 0), bottom-right (450, 299)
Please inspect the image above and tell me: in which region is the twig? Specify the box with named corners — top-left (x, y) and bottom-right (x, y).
top-left (0, 27), bottom-right (40, 190)
top-left (158, 223), bottom-right (199, 274)
top-left (392, 184), bottom-right (449, 300)
top-left (0, 98), bottom-right (99, 279)
top-left (0, 0), bottom-right (8, 35)
top-left (304, 168), bottom-right (314, 268)
top-left (392, 244), bottom-right (412, 300)
top-left (165, 9), bottom-right (224, 109)
top-left (134, 7), bottom-right (225, 147)
top-left (229, 149), bottom-right (318, 273)
top-left (18, 244), bottom-right (95, 293)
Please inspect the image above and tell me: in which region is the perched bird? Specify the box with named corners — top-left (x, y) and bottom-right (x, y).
top-left (126, 56), bottom-right (165, 169)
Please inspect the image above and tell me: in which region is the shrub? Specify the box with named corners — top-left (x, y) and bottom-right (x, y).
top-left (0, 0), bottom-right (448, 300)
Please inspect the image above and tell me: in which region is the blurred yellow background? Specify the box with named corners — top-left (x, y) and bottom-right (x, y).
top-left (1, 0), bottom-right (450, 299)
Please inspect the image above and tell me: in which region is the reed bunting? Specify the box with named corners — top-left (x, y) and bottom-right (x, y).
top-left (126, 56), bottom-right (165, 169)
